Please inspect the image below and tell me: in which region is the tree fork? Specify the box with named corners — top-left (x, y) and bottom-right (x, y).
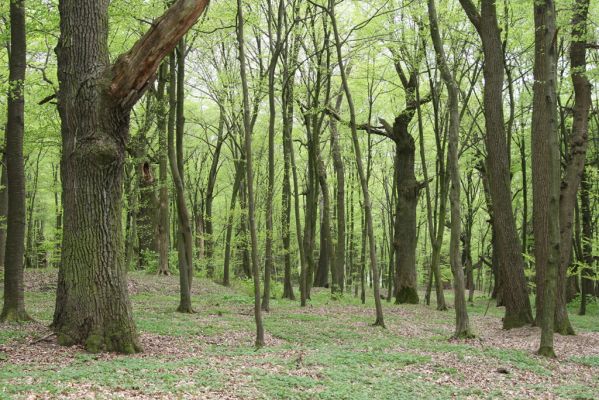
top-left (53, 0), bottom-right (210, 353)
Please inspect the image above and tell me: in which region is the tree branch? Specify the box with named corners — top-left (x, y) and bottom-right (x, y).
top-left (110, 0), bottom-right (211, 108)
top-left (325, 107), bottom-right (391, 138)
top-left (458, 0), bottom-right (481, 32)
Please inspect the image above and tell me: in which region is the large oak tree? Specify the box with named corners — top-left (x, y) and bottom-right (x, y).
top-left (52, 0), bottom-right (210, 353)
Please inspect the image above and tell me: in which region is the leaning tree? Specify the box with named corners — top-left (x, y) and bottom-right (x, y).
top-left (52, 0), bottom-right (210, 353)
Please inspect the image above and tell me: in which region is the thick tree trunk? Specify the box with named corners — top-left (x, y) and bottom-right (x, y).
top-left (0, 155), bottom-right (7, 270)
top-left (393, 128), bottom-right (419, 304)
top-left (532, 0), bottom-right (560, 358)
top-left (53, 0), bottom-right (210, 353)
top-left (1, 0), bottom-right (30, 322)
top-left (459, 0), bottom-right (532, 329)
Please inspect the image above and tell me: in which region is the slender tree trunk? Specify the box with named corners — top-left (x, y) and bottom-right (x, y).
top-left (532, 0), bottom-right (560, 358)
top-left (25, 150), bottom-right (41, 269)
top-left (315, 165), bottom-right (334, 289)
top-left (237, 0), bottom-right (265, 347)
top-left (554, 0), bottom-right (591, 335)
top-left (1, 0), bottom-right (30, 323)
top-left (281, 141), bottom-right (294, 299)
top-left (359, 210), bottom-right (366, 304)
top-left (262, 0), bottom-right (285, 310)
top-left (237, 172), bottom-right (252, 279)
top-left (283, 40), bottom-right (305, 301)
top-left (329, 0), bottom-right (384, 326)
top-left (204, 116), bottom-right (225, 280)
top-left (520, 138), bottom-right (528, 255)
top-left (330, 95), bottom-right (346, 294)
top-left (415, 83), bottom-right (439, 307)
top-left (223, 162), bottom-right (243, 287)
top-left (52, 163), bottom-right (62, 267)
top-left (156, 63), bottom-right (170, 276)
top-left (430, 153), bottom-right (450, 311)
top-left (136, 161), bottom-right (159, 269)
top-left (280, 29), bottom-right (298, 300)
top-left (429, 0), bottom-right (472, 338)
top-left (168, 48), bottom-right (194, 314)
top-left (579, 168), bottom-right (593, 315)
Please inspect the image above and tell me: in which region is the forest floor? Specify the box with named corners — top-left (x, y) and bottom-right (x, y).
top-left (1, 270), bottom-right (598, 399)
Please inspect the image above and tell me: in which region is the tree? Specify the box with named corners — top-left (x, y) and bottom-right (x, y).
top-left (168, 43), bottom-right (195, 314)
top-left (458, 0), bottom-right (533, 329)
top-left (237, 0), bottom-right (265, 347)
top-left (428, 0), bottom-right (473, 338)
top-left (555, 0), bottom-right (592, 335)
top-left (328, 0), bottom-right (384, 327)
top-left (329, 90), bottom-right (345, 294)
top-left (155, 63), bottom-right (171, 277)
top-left (1, 0), bottom-right (31, 323)
top-left (532, 0), bottom-right (560, 358)
top-left (52, 0), bottom-right (210, 353)
top-left (0, 155), bottom-right (7, 270)
top-left (262, 0), bottom-right (285, 311)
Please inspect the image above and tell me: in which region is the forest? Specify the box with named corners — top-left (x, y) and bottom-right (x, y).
top-left (0, 0), bottom-right (598, 398)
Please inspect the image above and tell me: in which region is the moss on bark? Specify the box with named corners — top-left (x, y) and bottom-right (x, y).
top-left (395, 287), bottom-right (419, 305)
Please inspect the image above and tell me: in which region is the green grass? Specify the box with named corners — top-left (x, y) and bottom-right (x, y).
top-left (1, 270), bottom-right (598, 399)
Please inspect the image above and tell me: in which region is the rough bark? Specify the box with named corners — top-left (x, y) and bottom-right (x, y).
top-left (555, 0), bottom-right (591, 335)
top-left (393, 129), bottom-right (419, 304)
top-left (0, 153), bottom-right (7, 270)
top-left (53, 0), bottom-right (209, 354)
top-left (532, 0), bottom-right (560, 358)
top-left (1, 0), bottom-right (30, 323)
top-left (458, 0), bottom-right (533, 329)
